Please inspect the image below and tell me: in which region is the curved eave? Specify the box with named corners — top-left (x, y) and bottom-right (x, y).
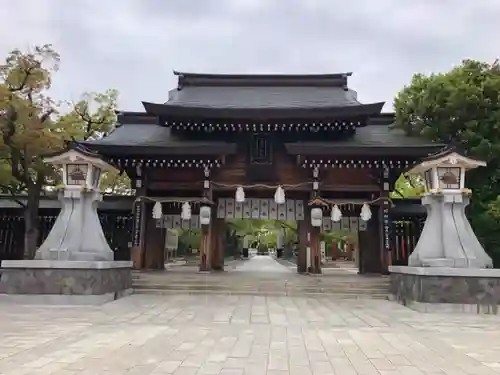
top-left (142, 101), bottom-right (384, 120)
top-left (81, 142), bottom-right (238, 157)
top-left (285, 143), bottom-right (444, 157)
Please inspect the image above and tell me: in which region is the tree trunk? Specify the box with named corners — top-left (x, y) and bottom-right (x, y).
top-left (23, 186), bottom-right (41, 260)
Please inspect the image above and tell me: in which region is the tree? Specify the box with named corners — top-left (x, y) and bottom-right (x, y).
top-left (393, 59), bottom-right (500, 264)
top-left (0, 45), bottom-right (118, 258)
top-left (391, 174), bottom-right (425, 199)
top-left (100, 169), bottom-right (131, 195)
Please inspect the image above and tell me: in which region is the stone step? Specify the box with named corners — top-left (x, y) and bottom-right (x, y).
top-left (133, 281), bottom-right (388, 292)
top-left (132, 272), bottom-right (386, 279)
top-left (132, 280), bottom-right (389, 289)
top-left (132, 271), bottom-right (389, 299)
top-left (133, 288), bottom-right (388, 299)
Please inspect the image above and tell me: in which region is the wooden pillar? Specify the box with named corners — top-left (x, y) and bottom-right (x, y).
top-left (210, 217), bottom-right (225, 270)
top-left (309, 224), bottom-right (321, 274)
top-left (308, 166), bottom-right (322, 274)
top-left (199, 223), bottom-right (210, 272)
top-left (331, 240), bottom-right (338, 261)
top-left (347, 241), bottom-right (354, 261)
top-left (297, 204), bottom-right (308, 273)
top-left (144, 205), bottom-right (165, 269)
top-left (217, 219), bottom-right (226, 268)
top-left (199, 166), bottom-right (212, 272)
top-left (359, 205), bottom-right (382, 274)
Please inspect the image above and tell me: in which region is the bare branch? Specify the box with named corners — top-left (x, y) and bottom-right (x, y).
top-left (393, 188), bottom-right (406, 198)
top-left (40, 109), bottom-right (54, 123)
top-left (8, 66), bottom-right (35, 92)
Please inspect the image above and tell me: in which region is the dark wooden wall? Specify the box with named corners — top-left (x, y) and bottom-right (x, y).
top-left (146, 147), bottom-right (380, 193)
top-left (0, 198), bottom-right (426, 267)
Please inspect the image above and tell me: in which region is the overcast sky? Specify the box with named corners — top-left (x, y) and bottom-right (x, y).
top-left (1, 0), bottom-right (499, 112)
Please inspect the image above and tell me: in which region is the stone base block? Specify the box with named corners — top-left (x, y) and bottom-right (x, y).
top-left (389, 266), bottom-right (500, 315)
top-left (0, 260), bottom-right (132, 305)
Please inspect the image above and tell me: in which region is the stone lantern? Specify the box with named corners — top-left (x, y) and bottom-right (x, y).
top-left (0, 143), bottom-right (132, 304)
top-left (388, 150), bottom-right (500, 314)
top-left (405, 150), bottom-right (492, 269)
top-left (35, 143), bottom-right (116, 261)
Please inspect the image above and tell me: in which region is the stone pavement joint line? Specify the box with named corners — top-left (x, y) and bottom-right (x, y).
top-left (0, 294), bottom-right (500, 374)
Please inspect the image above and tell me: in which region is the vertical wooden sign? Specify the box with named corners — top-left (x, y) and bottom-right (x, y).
top-left (383, 203), bottom-right (390, 250)
top-left (132, 201), bottom-right (143, 247)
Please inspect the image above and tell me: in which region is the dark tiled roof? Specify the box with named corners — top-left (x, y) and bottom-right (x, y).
top-left (43, 141), bottom-right (103, 159)
top-left (143, 101), bottom-right (384, 120)
top-left (166, 86), bottom-right (362, 109)
top-left (285, 126), bottom-right (445, 156)
top-left (81, 123), bottom-right (237, 156)
top-left (168, 72), bottom-right (365, 109)
top-left (174, 71), bottom-right (353, 88)
top-left (141, 72), bottom-right (384, 119)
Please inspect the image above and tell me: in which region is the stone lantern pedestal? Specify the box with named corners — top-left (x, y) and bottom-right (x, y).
top-left (0, 144), bottom-right (132, 305)
top-left (389, 150), bottom-right (500, 314)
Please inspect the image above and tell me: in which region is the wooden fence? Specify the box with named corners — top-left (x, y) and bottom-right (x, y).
top-left (0, 196), bottom-right (426, 265)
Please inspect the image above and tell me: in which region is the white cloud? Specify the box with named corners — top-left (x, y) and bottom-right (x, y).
top-left (1, 0), bottom-right (499, 111)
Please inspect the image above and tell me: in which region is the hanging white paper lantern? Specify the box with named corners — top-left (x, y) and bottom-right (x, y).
top-left (235, 186), bottom-right (245, 203)
top-left (152, 201), bottom-right (163, 219)
top-left (360, 203), bottom-right (372, 221)
top-left (330, 204), bottom-right (342, 222)
top-left (181, 201), bottom-right (192, 221)
top-left (311, 207), bottom-right (323, 227)
top-left (199, 205), bottom-right (211, 225)
top-left (274, 186), bottom-right (286, 205)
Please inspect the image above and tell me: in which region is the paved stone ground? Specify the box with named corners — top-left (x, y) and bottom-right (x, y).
top-left (1, 296), bottom-right (500, 374)
top-left (232, 256), bottom-right (293, 274)
top-left (1, 256), bottom-right (500, 374)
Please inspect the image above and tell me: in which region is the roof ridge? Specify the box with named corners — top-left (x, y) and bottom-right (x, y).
top-left (173, 71), bottom-right (353, 79)
top-left (175, 71), bottom-right (352, 89)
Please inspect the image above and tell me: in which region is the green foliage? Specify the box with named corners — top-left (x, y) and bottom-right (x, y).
top-left (100, 169), bottom-right (131, 195)
top-left (0, 44), bottom-right (119, 257)
top-left (0, 45), bottom-right (62, 195)
top-left (391, 174), bottom-right (426, 199)
top-left (0, 45), bottom-right (119, 196)
top-left (58, 89), bottom-right (118, 141)
top-left (225, 219), bottom-right (297, 248)
top-left (393, 59), bottom-right (500, 265)
top-left (177, 228), bottom-right (201, 255)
